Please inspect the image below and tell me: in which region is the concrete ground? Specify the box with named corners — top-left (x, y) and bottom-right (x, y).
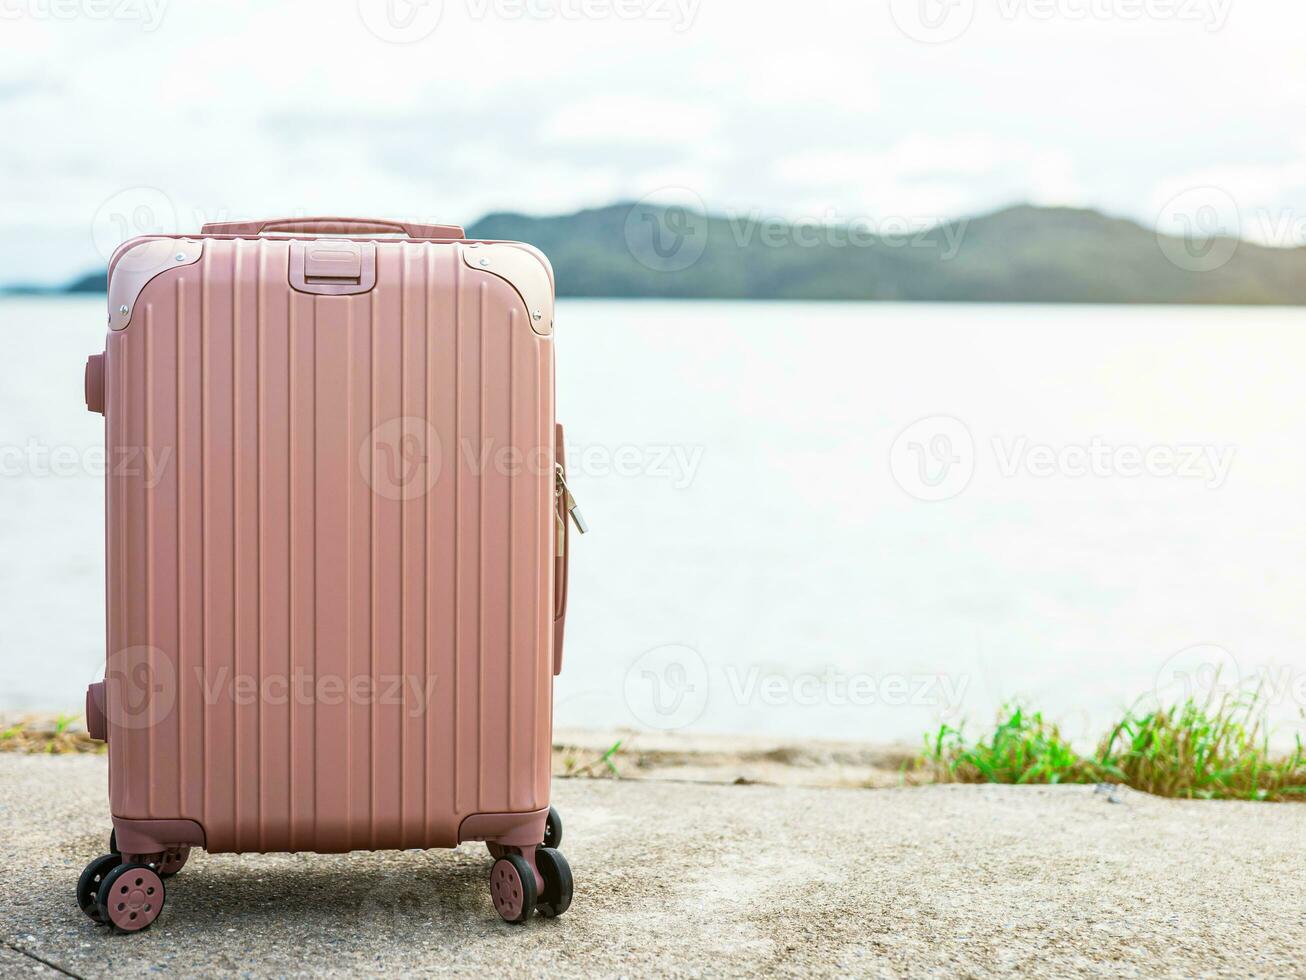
top-left (1, 754), bottom-right (1303, 978)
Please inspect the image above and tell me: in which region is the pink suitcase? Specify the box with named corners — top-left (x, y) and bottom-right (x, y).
top-left (75, 216), bottom-right (583, 930)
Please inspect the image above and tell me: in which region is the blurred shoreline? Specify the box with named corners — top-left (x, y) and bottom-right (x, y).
top-left (0, 714), bottom-right (916, 789)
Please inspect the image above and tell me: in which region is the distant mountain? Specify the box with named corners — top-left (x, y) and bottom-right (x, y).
top-left (12, 204), bottom-right (1305, 304)
top-left (468, 203), bottom-right (1306, 305)
top-left (6, 271), bottom-right (106, 295)
top-left (64, 271), bottom-right (108, 293)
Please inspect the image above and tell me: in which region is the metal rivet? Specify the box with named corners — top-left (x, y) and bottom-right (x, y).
top-left (479, 258), bottom-right (490, 267)
top-left (175, 252), bottom-right (186, 262)
top-left (532, 310), bottom-right (543, 321)
top-left (118, 305), bottom-right (130, 316)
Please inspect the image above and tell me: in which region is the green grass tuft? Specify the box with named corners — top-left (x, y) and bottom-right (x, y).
top-left (0, 715), bottom-right (103, 754)
top-left (922, 706), bottom-right (1106, 786)
top-left (1098, 696), bottom-right (1306, 801)
top-left (921, 693), bottom-right (1306, 802)
top-left (558, 739), bottom-right (625, 779)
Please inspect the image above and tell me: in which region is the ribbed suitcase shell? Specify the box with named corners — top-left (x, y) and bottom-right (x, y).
top-left (100, 233), bottom-right (556, 854)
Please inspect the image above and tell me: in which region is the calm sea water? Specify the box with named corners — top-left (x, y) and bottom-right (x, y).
top-left (4, 296), bottom-right (1306, 745)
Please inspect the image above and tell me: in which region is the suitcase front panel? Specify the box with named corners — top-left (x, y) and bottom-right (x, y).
top-left (103, 237), bottom-right (555, 853)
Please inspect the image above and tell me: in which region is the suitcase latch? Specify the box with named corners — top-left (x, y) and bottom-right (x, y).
top-left (305, 243), bottom-right (362, 281)
top-left (289, 240), bottom-right (378, 296)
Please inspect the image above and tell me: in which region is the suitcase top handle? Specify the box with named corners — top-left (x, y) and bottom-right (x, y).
top-left (200, 216), bottom-right (466, 240)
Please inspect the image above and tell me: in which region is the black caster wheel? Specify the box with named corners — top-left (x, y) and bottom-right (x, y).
top-left (489, 854), bottom-right (537, 924)
top-left (544, 805), bottom-right (562, 849)
top-left (534, 846), bottom-right (573, 918)
top-left (77, 854), bottom-right (121, 923)
top-left (97, 863), bottom-right (165, 933)
top-left (157, 846), bottom-right (190, 878)
top-left (110, 830), bottom-right (189, 878)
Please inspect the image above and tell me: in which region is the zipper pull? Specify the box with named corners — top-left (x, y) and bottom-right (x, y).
top-left (556, 464), bottom-right (589, 534)
top-left (555, 470), bottom-right (567, 553)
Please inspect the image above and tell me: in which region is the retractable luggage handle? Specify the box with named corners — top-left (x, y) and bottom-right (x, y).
top-left (200, 216), bottom-right (466, 240)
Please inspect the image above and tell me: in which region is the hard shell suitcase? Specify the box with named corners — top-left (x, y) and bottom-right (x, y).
top-left (75, 216), bottom-right (580, 930)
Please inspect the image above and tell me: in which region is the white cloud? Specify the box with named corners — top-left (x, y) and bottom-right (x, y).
top-left (539, 95), bottom-right (722, 146)
top-left (689, 44), bottom-right (880, 115)
top-left (770, 135), bottom-right (1085, 221)
top-left (1027, 149), bottom-right (1085, 208)
top-left (1150, 157), bottom-right (1306, 247)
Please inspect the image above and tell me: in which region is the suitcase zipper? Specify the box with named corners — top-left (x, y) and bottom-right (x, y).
top-left (555, 464), bottom-right (589, 535)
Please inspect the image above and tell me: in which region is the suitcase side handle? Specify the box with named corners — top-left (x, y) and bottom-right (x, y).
top-left (200, 216), bottom-right (466, 240)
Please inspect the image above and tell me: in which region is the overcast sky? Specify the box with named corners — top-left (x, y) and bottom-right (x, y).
top-left (1, 0), bottom-right (1304, 283)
